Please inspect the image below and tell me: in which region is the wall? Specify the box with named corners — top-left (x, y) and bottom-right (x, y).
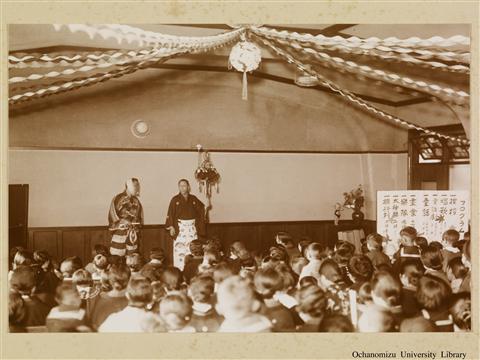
top-left (449, 164), bottom-right (471, 191)
top-left (9, 149), bottom-right (407, 227)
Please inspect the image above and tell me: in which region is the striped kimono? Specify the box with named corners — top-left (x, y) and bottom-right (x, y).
top-left (108, 191), bottom-right (144, 257)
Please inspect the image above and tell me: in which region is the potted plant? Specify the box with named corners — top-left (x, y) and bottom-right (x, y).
top-left (343, 185), bottom-right (365, 223)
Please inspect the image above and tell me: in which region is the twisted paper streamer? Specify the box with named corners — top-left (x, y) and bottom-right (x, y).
top-left (9, 48), bottom-right (175, 84)
top-left (52, 24), bottom-right (245, 49)
top-left (255, 27), bottom-right (470, 64)
top-left (267, 36), bottom-right (469, 106)
top-left (251, 31), bottom-right (469, 145)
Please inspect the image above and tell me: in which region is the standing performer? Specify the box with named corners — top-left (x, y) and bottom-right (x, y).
top-left (166, 179), bottom-right (206, 270)
top-left (108, 178), bottom-right (144, 257)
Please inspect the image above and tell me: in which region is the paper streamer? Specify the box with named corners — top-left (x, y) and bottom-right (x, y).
top-left (252, 32), bottom-right (469, 145)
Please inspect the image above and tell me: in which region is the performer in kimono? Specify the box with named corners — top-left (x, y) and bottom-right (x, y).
top-left (165, 179), bottom-right (206, 270)
top-left (108, 178), bottom-right (144, 257)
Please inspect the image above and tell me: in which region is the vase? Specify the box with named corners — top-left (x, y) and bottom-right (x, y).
top-left (352, 209), bottom-right (364, 224)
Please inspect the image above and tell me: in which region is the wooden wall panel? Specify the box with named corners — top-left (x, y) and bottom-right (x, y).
top-left (26, 220), bottom-right (376, 266)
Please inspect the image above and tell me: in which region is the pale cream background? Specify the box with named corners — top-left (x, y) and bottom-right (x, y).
top-left (8, 150), bottom-right (407, 226)
top-left (1, 1), bottom-right (478, 360)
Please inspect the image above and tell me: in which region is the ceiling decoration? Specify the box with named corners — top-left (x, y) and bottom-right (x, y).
top-left (8, 24), bottom-right (470, 145)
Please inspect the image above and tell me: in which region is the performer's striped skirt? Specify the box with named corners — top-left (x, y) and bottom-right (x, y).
top-left (110, 230), bottom-right (138, 257)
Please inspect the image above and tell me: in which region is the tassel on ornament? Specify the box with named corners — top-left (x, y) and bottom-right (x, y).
top-left (242, 71), bottom-right (248, 101)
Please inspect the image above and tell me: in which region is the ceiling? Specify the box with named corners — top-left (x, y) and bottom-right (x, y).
top-left (8, 24), bottom-right (470, 132)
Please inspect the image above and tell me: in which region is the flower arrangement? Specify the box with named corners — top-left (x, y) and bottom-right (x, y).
top-left (343, 185), bottom-right (365, 210)
top-left (194, 145), bottom-right (220, 198)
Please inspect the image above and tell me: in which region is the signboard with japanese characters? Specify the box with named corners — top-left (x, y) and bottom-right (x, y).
top-left (376, 190), bottom-right (470, 245)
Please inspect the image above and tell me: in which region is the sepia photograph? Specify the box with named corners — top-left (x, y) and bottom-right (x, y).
top-left (1, 1), bottom-right (478, 356)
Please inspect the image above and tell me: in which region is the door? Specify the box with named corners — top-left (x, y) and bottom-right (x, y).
top-left (9, 184), bottom-right (29, 251)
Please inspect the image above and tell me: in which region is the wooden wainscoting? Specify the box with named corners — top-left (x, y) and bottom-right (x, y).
top-left (27, 220), bottom-right (376, 266)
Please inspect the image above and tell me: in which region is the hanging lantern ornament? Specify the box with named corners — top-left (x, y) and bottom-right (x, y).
top-left (228, 34), bottom-right (262, 100)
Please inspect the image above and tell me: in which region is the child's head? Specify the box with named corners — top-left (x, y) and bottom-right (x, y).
top-left (305, 243), bottom-right (326, 261)
top-left (204, 238), bottom-right (223, 255)
top-left (161, 267), bottom-right (184, 292)
top-left (229, 241), bottom-right (247, 259)
top-left (291, 256), bottom-right (308, 276)
top-left (202, 249), bottom-right (221, 268)
top-left (92, 244), bottom-right (109, 258)
top-left (12, 249), bottom-right (33, 269)
top-left (10, 266), bottom-right (37, 296)
top-left (159, 292), bottom-right (193, 331)
top-left (140, 265), bottom-right (163, 283)
top-left (318, 314), bottom-right (354, 332)
top-left (446, 256), bottom-right (468, 282)
top-left (400, 226), bottom-right (417, 246)
top-left (189, 240), bottom-right (204, 257)
top-left (295, 284), bottom-right (327, 320)
top-left (216, 276), bottom-right (258, 319)
top-left (126, 276), bottom-right (153, 307)
top-left (188, 275), bottom-right (215, 303)
top-left (429, 241), bottom-right (443, 251)
top-left (298, 236), bottom-right (313, 257)
top-left (33, 250), bottom-right (52, 270)
top-left (126, 253), bottom-right (144, 273)
top-left (212, 262), bottom-right (237, 284)
top-left (275, 232), bottom-right (294, 247)
top-left (55, 283), bottom-right (82, 308)
top-left (60, 256), bottom-right (83, 278)
top-left (370, 270), bottom-right (402, 309)
top-left (319, 259), bottom-right (343, 289)
top-left (93, 254), bottom-right (109, 271)
top-left (107, 264), bottom-right (131, 291)
top-left (347, 255), bottom-right (374, 284)
top-left (442, 229), bottom-right (460, 247)
top-left (299, 276), bottom-right (318, 288)
top-left (366, 233), bottom-right (384, 252)
top-left (72, 269), bottom-right (93, 298)
top-left (9, 291), bottom-right (26, 328)
top-left (399, 259), bottom-right (424, 288)
top-left (414, 237), bottom-right (428, 252)
top-left (416, 275), bottom-right (452, 311)
top-left (334, 241), bottom-right (356, 266)
top-left (449, 292), bottom-right (471, 331)
top-left (149, 248), bottom-right (165, 264)
top-left (358, 307), bottom-right (395, 332)
top-left (420, 245), bottom-right (444, 271)
top-left (268, 246), bottom-right (288, 262)
top-left (254, 267), bottom-right (283, 300)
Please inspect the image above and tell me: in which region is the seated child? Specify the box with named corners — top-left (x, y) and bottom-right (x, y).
top-left (8, 249), bottom-right (33, 283)
top-left (141, 248), bottom-right (166, 274)
top-left (126, 252), bottom-right (145, 277)
top-left (318, 259), bottom-right (350, 316)
top-left (72, 269), bottom-right (101, 303)
top-left (365, 233), bottom-right (391, 270)
top-left (449, 292), bottom-right (471, 332)
top-left (212, 262), bottom-right (237, 292)
top-left (147, 280), bottom-right (167, 313)
top-left (446, 257), bottom-right (469, 293)
top-left (203, 237), bottom-right (225, 258)
top-left (9, 291), bottom-right (27, 333)
top-left (393, 227), bottom-right (421, 267)
top-left (297, 236), bottom-right (313, 258)
top-left (198, 249), bottom-right (221, 276)
top-left (161, 266), bottom-right (186, 294)
top-left (357, 306), bottom-right (395, 332)
top-left (159, 292), bottom-right (196, 332)
top-left (420, 245), bottom-right (449, 284)
top-left (318, 314), bottom-right (354, 332)
top-left (183, 240), bottom-right (204, 283)
top-left (441, 229), bottom-right (461, 272)
top-left (363, 270), bottom-right (403, 330)
top-left (416, 274), bottom-right (453, 332)
top-left (87, 254), bottom-right (109, 281)
top-left (346, 255), bottom-right (374, 291)
top-left (46, 284), bottom-right (88, 332)
top-left (254, 267), bottom-right (295, 332)
top-left (228, 241), bottom-right (248, 273)
top-left (291, 256), bottom-right (308, 277)
top-left (399, 259), bottom-right (424, 318)
top-left (275, 232), bottom-right (301, 266)
top-left (333, 241), bottom-right (356, 277)
top-left (31, 251), bottom-right (60, 308)
top-left (98, 276), bottom-right (154, 332)
top-left (294, 284), bottom-right (327, 332)
top-left (188, 275), bottom-right (223, 332)
top-left (268, 245), bottom-right (288, 263)
top-left (459, 240), bottom-right (471, 293)
top-left (216, 276), bottom-right (272, 332)
top-left (60, 256), bottom-right (83, 282)
top-left (299, 243), bottom-right (326, 284)
top-left (85, 244), bottom-right (109, 274)
top-left (87, 264), bottom-right (130, 330)
top-left (414, 237), bottom-right (428, 253)
top-left (9, 266), bottom-right (52, 327)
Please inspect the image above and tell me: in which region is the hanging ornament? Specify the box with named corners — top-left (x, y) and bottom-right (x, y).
top-left (228, 35), bottom-right (262, 100)
top-left (194, 145), bottom-right (221, 223)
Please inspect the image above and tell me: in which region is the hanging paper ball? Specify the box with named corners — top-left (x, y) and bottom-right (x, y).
top-left (228, 41), bottom-right (262, 73)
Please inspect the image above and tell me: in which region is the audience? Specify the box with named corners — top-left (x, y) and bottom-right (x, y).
top-left (7, 226), bottom-right (471, 333)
